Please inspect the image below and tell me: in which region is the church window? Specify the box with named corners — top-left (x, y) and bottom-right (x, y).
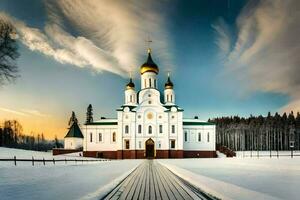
top-left (158, 141), bottom-right (161, 148)
top-left (198, 133), bottom-right (201, 142)
top-left (167, 95), bottom-right (169, 102)
top-left (207, 132), bottom-right (210, 142)
top-left (99, 133), bottom-right (102, 142)
top-left (138, 125), bottom-right (142, 134)
top-left (184, 131), bottom-right (188, 142)
top-left (170, 140), bottom-right (175, 148)
top-left (144, 79), bottom-right (146, 88)
top-left (149, 78), bottom-right (152, 87)
top-left (138, 115), bottom-right (141, 119)
top-left (130, 95), bottom-right (132, 102)
top-left (171, 125), bottom-right (175, 134)
top-left (148, 125), bottom-right (152, 134)
top-left (148, 94), bottom-right (151, 97)
top-left (154, 79), bottom-right (156, 88)
top-left (90, 133), bottom-right (93, 142)
top-left (159, 125), bottom-right (163, 134)
top-left (148, 101), bottom-right (152, 104)
top-left (112, 132), bottom-right (116, 142)
top-left (125, 140), bottom-right (130, 149)
top-left (171, 95), bottom-right (173, 102)
top-left (125, 125), bottom-right (129, 134)
top-left (139, 141), bottom-right (142, 149)
top-left (172, 115), bottom-right (175, 119)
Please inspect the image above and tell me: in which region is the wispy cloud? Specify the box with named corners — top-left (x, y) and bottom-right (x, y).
top-left (213, 0), bottom-right (300, 113)
top-left (21, 109), bottom-right (50, 117)
top-left (0, 107), bottom-right (49, 117)
top-left (0, 0), bottom-right (172, 77)
top-left (0, 107), bottom-right (28, 116)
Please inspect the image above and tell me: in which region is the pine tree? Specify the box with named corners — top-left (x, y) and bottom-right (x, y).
top-left (86, 104), bottom-right (93, 124)
top-left (68, 111), bottom-right (78, 126)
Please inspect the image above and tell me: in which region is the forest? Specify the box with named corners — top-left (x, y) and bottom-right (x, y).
top-left (210, 111), bottom-right (300, 151)
top-left (0, 120), bottom-right (63, 151)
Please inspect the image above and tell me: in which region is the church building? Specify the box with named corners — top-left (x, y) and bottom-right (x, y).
top-left (81, 49), bottom-right (216, 159)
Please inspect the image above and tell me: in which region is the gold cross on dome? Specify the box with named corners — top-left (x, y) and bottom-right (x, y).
top-left (145, 36), bottom-right (152, 53)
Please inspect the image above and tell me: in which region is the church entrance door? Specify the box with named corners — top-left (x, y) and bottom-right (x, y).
top-left (145, 138), bottom-right (155, 159)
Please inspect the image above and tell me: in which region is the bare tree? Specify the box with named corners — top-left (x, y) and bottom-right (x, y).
top-left (0, 19), bottom-right (19, 85)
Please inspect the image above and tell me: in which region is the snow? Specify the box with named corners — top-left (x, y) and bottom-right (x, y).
top-left (0, 148), bottom-right (142, 200)
top-left (159, 156), bottom-right (300, 200)
top-left (216, 151), bottom-right (226, 158)
top-left (236, 150), bottom-right (300, 157)
top-left (1, 147), bottom-right (299, 200)
top-left (0, 147), bottom-right (102, 167)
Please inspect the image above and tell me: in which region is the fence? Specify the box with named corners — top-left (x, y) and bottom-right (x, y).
top-left (0, 156), bottom-right (110, 166)
top-left (238, 150), bottom-right (300, 158)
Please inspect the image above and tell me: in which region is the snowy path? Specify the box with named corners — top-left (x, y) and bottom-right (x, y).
top-left (102, 160), bottom-right (218, 200)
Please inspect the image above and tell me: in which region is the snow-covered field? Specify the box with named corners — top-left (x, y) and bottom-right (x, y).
top-left (159, 156), bottom-right (300, 200)
top-left (0, 147), bottom-right (103, 167)
top-left (1, 147), bottom-right (299, 200)
top-left (0, 148), bottom-right (142, 200)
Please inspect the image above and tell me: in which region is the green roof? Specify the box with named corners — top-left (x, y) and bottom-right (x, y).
top-left (65, 122), bottom-right (84, 138)
top-left (86, 121), bottom-right (118, 126)
top-left (183, 121), bottom-right (215, 126)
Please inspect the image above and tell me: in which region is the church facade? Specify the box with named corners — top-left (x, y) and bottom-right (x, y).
top-left (82, 49), bottom-right (216, 159)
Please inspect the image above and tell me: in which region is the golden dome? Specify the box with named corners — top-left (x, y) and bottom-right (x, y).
top-left (125, 78), bottom-right (135, 90)
top-left (165, 76), bottom-right (174, 89)
top-left (140, 49), bottom-right (159, 75)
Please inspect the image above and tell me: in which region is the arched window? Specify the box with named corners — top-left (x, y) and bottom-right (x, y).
top-left (171, 125), bottom-right (175, 134)
top-left (125, 125), bottom-right (129, 134)
top-left (99, 133), bottom-right (102, 142)
top-left (198, 133), bottom-right (201, 142)
top-left (159, 125), bottom-right (163, 133)
top-left (138, 125), bottom-right (142, 134)
top-left (112, 132), bottom-right (116, 142)
top-left (148, 125), bottom-right (152, 134)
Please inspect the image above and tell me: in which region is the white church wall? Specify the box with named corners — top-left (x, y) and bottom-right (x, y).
top-left (183, 125), bottom-right (216, 151)
top-left (141, 72), bottom-right (157, 89)
top-left (164, 88), bottom-right (175, 105)
top-left (64, 137), bottom-right (83, 150)
top-left (83, 125), bottom-right (118, 151)
top-left (124, 89), bottom-right (137, 105)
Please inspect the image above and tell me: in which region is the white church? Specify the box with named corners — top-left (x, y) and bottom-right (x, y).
top-left (64, 49), bottom-right (216, 159)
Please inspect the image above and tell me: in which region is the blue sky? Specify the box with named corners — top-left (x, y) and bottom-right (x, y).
top-left (0, 0), bottom-right (298, 138)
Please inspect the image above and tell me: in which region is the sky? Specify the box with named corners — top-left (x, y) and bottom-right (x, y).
top-left (0, 0), bottom-right (299, 139)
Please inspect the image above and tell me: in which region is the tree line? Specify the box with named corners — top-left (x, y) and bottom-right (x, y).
top-left (0, 120), bottom-right (63, 151)
top-left (210, 111), bottom-right (300, 151)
